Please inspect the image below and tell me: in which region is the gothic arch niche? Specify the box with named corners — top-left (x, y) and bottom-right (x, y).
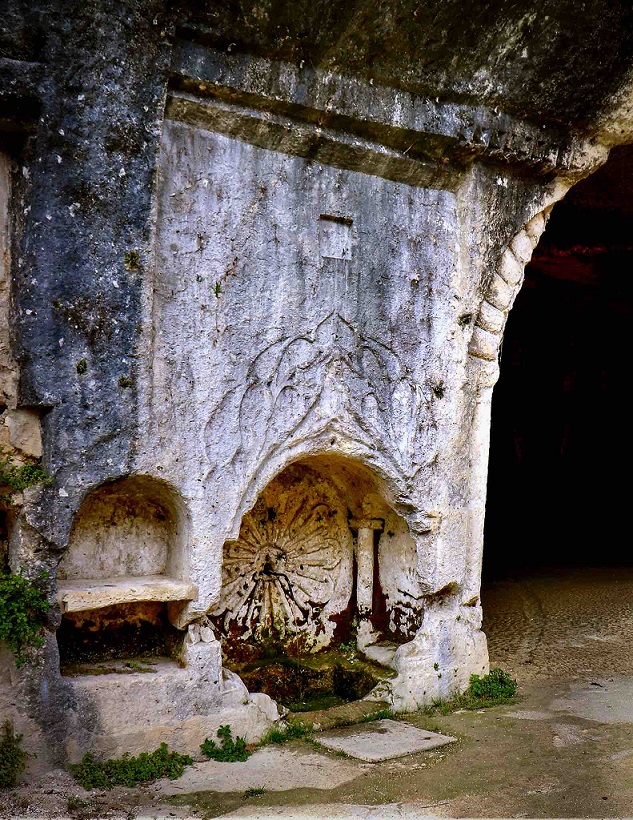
top-left (211, 455), bottom-right (424, 683)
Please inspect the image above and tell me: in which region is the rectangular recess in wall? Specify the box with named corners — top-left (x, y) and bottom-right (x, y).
top-left (319, 214), bottom-right (353, 260)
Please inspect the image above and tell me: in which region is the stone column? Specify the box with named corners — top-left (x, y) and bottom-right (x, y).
top-left (349, 518), bottom-right (384, 634)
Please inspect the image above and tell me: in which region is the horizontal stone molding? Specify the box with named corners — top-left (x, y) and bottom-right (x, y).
top-left (167, 92), bottom-right (460, 189)
top-left (170, 43), bottom-right (589, 176)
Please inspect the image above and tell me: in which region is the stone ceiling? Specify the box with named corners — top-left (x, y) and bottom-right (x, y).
top-left (177, 0), bottom-right (633, 131)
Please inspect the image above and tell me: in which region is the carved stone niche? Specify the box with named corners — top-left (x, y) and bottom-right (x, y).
top-left (211, 464), bottom-right (354, 657)
top-left (212, 456), bottom-right (424, 665)
top-left (57, 476), bottom-right (194, 670)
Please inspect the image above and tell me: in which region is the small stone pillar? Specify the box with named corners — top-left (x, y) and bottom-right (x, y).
top-left (349, 518), bottom-right (384, 628)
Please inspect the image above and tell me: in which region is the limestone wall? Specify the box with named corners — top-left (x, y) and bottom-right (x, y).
top-left (1, 0), bottom-right (632, 768)
top-left (130, 56), bottom-right (572, 712)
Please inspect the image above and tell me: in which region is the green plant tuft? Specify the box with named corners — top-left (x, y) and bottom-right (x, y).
top-left (123, 250), bottom-right (140, 271)
top-left (468, 667), bottom-right (517, 701)
top-left (260, 720), bottom-right (310, 745)
top-left (0, 449), bottom-right (53, 506)
top-left (200, 725), bottom-right (251, 762)
top-left (0, 570), bottom-right (50, 667)
top-left (70, 743), bottom-right (192, 790)
top-left (338, 639), bottom-right (357, 656)
top-left (243, 787), bottom-right (266, 798)
top-left (422, 668), bottom-right (518, 716)
top-left (0, 720), bottom-right (28, 788)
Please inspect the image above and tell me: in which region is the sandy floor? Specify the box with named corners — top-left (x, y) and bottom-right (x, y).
top-left (3, 565), bottom-right (633, 819)
top-left (482, 565), bottom-right (633, 683)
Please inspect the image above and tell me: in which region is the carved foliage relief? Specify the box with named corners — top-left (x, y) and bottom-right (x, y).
top-left (150, 124), bottom-right (457, 494)
top-left (204, 310), bottom-right (430, 490)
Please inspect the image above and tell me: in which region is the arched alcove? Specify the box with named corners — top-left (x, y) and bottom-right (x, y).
top-left (57, 476), bottom-right (194, 673)
top-left (210, 454), bottom-right (424, 710)
top-left (59, 475), bottom-right (189, 581)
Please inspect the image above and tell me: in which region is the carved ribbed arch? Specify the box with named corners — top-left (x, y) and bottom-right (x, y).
top-left (468, 209), bottom-right (552, 362)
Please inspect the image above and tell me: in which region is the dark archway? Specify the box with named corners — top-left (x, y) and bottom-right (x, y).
top-left (484, 145), bottom-right (633, 576)
top-left (481, 145), bottom-right (633, 680)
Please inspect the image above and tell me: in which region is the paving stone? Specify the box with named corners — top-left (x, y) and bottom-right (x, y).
top-left (154, 746), bottom-right (361, 795)
top-left (317, 719), bottom-right (456, 762)
top-left (222, 804), bottom-right (445, 818)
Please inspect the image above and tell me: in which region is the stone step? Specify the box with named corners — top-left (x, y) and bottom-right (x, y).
top-left (290, 700), bottom-right (391, 732)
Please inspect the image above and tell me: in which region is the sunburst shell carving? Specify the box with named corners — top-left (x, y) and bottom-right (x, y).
top-left (212, 465), bottom-right (354, 652)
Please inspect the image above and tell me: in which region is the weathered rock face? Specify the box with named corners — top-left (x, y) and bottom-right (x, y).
top-left (1, 0), bottom-right (633, 769)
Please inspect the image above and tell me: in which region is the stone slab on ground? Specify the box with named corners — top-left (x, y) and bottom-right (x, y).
top-left (222, 805), bottom-right (446, 818)
top-left (154, 746), bottom-right (362, 795)
top-left (317, 719), bottom-right (456, 762)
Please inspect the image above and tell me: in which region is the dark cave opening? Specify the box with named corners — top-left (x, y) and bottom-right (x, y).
top-left (483, 145), bottom-right (633, 579)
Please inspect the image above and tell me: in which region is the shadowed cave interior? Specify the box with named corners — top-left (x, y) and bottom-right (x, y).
top-left (484, 145), bottom-right (633, 579)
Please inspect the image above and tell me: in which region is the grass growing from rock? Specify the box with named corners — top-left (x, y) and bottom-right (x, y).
top-left (424, 668), bottom-right (518, 715)
top-left (70, 743), bottom-right (192, 789)
top-left (0, 721), bottom-right (28, 788)
top-left (200, 725), bottom-right (251, 762)
top-left (0, 449), bottom-right (52, 505)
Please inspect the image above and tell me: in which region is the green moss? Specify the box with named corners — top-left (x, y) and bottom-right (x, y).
top-left (76, 359), bottom-right (88, 375)
top-left (123, 250), bottom-right (140, 272)
top-left (0, 449), bottom-right (53, 505)
top-left (286, 693), bottom-right (346, 712)
top-left (70, 743), bottom-right (192, 790)
top-left (118, 376), bottom-right (133, 388)
top-left (0, 721), bottom-right (28, 788)
top-left (0, 570), bottom-right (50, 667)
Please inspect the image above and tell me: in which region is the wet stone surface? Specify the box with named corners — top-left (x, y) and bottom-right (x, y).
top-left (229, 649), bottom-right (392, 711)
